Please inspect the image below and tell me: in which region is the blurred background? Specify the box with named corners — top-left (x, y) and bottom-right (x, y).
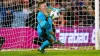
top-left (0, 0), bottom-right (95, 28)
top-left (0, 0), bottom-right (97, 50)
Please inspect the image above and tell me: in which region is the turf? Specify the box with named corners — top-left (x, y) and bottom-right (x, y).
top-left (0, 50), bottom-right (100, 56)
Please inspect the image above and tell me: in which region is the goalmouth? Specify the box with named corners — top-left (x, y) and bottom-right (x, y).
top-left (0, 0), bottom-right (99, 51)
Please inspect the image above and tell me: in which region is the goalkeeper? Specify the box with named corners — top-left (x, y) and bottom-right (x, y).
top-left (36, 1), bottom-right (60, 53)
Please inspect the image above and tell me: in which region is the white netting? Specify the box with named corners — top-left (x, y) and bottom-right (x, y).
top-left (0, 0), bottom-right (95, 50)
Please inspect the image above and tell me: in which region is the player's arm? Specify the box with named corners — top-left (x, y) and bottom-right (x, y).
top-left (37, 13), bottom-right (48, 29)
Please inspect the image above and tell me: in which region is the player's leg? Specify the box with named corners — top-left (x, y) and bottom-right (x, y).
top-left (38, 40), bottom-right (50, 53)
top-left (36, 26), bottom-right (49, 53)
top-left (32, 33), bottom-right (53, 46)
top-left (39, 30), bottom-right (63, 52)
top-left (32, 31), bottom-right (48, 46)
top-left (37, 30), bottom-right (50, 53)
top-left (38, 31), bottom-right (55, 53)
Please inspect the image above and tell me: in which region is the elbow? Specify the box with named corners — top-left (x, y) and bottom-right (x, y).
top-left (40, 21), bottom-right (47, 28)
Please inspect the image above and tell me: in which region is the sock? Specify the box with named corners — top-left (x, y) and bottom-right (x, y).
top-left (39, 40), bottom-right (50, 50)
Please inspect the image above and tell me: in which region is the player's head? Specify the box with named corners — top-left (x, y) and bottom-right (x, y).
top-left (38, 1), bottom-right (47, 11)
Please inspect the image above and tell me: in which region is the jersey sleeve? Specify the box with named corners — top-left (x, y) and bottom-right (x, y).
top-left (37, 12), bottom-right (48, 29)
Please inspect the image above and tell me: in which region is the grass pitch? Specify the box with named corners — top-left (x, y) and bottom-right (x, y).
top-left (0, 50), bottom-right (100, 56)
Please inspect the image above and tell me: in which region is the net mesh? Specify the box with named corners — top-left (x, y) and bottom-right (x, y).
top-left (0, 0), bottom-right (95, 50)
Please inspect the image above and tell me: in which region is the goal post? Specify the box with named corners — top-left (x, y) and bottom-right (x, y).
top-left (95, 0), bottom-right (100, 50)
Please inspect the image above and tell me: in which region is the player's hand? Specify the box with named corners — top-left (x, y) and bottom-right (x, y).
top-left (50, 31), bottom-right (55, 36)
top-left (47, 8), bottom-right (52, 13)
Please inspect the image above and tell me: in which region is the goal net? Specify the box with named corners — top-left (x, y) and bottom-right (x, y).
top-left (0, 0), bottom-right (98, 50)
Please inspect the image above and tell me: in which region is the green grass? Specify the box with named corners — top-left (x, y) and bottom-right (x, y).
top-left (0, 50), bottom-right (100, 56)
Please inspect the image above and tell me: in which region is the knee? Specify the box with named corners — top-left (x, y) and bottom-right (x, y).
top-left (49, 38), bottom-right (54, 44)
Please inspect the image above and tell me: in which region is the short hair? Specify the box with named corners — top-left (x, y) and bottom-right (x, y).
top-left (37, 1), bottom-right (46, 7)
